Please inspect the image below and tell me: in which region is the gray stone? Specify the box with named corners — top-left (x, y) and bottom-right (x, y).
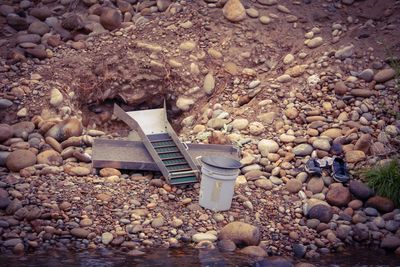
top-left (258, 139), bottom-right (279, 156)
top-left (151, 217), bottom-right (164, 228)
top-left (28, 21), bottom-right (50, 35)
top-left (335, 44), bottom-right (354, 59)
top-left (358, 69), bottom-right (374, 82)
top-left (16, 34), bottom-right (41, 44)
top-left (308, 204), bottom-right (333, 223)
top-left (312, 138), bottom-right (331, 151)
top-left (364, 207), bottom-right (378, 216)
top-left (385, 220), bottom-right (400, 232)
top-left (336, 225), bottom-right (351, 240)
top-left (293, 243), bottom-right (306, 258)
top-left (0, 99), bottom-right (13, 109)
top-left (7, 14), bottom-right (28, 30)
top-left (0, 5), bottom-right (15, 16)
top-left (293, 144), bottom-right (313, 156)
top-left (349, 180), bottom-right (373, 200)
top-left (3, 238), bottom-right (22, 247)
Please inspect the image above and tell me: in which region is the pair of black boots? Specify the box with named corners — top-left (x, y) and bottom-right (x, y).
top-left (305, 157), bottom-right (349, 183)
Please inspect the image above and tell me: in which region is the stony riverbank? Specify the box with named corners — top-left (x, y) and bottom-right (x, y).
top-left (1, 0), bottom-right (400, 263)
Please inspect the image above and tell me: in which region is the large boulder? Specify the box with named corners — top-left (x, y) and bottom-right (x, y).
top-left (45, 118), bottom-right (83, 142)
top-left (308, 204), bottom-right (333, 223)
top-left (219, 222), bottom-right (260, 246)
top-left (326, 183), bottom-right (351, 207)
top-left (223, 0), bottom-right (246, 22)
top-left (100, 8), bottom-right (122, 31)
top-left (6, 150), bottom-right (37, 172)
top-left (37, 150), bottom-right (63, 166)
top-left (366, 196), bottom-right (395, 213)
top-left (349, 180), bottom-right (373, 200)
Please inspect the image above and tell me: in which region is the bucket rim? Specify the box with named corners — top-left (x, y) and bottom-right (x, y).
top-left (200, 156), bottom-right (242, 169)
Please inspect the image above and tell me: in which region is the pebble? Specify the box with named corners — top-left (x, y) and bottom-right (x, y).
top-left (284, 54), bottom-right (294, 64)
top-left (222, 0), bottom-right (246, 22)
top-left (192, 233), bottom-right (217, 243)
top-left (293, 144), bottom-right (313, 156)
top-left (259, 16), bottom-right (271, 24)
top-left (203, 73), bottom-right (215, 95)
top-left (71, 228), bottom-right (90, 238)
top-left (50, 88), bottom-right (63, 107)
top-left (306, 37), bottom-right (324, 49)
top-left (258, 139), bottom-right (279, 156)
top-left (102, 232), bottom-right (114, 245)
top-left (312, 139), bottom-right (331, 151)
top-left (246, 8), bottom-right (259, 18)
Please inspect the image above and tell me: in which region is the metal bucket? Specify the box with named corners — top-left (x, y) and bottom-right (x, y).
top-left (198, 156), bottom-right (242, 211)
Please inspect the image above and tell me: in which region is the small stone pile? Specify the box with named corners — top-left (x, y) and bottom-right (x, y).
top-left (1, 0), bottom-right (175, 60)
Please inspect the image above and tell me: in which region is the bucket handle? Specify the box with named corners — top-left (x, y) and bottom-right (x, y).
top-left (195, 156), bottom-right (202, 166)
top-left (182, 142), bottom-right (189, 151)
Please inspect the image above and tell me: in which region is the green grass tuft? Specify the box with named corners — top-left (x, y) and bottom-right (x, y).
top-left (365, 159), bottom-right (400, 206)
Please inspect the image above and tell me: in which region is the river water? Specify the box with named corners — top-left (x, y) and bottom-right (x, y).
top-left (0, 247), bottom-right (399, 267)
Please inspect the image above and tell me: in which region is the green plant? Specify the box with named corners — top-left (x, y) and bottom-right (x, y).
top-left (365, 159), bottom-right (400, 206)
